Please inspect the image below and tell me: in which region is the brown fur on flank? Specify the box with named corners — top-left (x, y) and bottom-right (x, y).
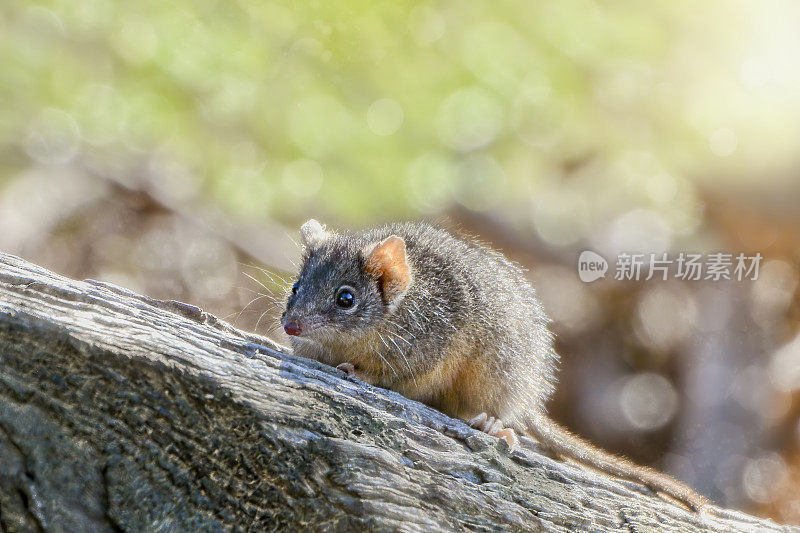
top-left (282, 219), bottom-right (709, 512)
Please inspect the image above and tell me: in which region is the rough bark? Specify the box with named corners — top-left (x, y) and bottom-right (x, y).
top-left (0, 252), bottom-right (792, 532)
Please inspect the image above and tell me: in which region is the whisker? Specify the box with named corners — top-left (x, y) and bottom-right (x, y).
top-left (387, 333), bottom-right (417, 387)
top-left (252, 267), bottom-right (291, 288)
top-left (376, 332), bottom-right (390, 350)
top-left (255, 306), bottom-right (279, 334)
top-left (239, 262), bottom-right (289, 286)
top-left (242, 272), bottom-right (271, 292)
top-left (376, 333), bottom-right (400, 379)
top-left (385, 319), bottom-right (417, 340)
top-left (285, 233), bottom-right (301, 250)
top-left (235, 285), bottom-right (263, 295)
top-left (262, 321), bottom-right (283, 336)
top-left (236, 294), bottom-right (276, 322)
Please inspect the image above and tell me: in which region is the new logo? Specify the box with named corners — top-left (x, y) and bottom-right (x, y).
top-left (578, 250), bottom-right (608, 282)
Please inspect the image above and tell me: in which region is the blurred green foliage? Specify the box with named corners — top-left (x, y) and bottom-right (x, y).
top-left (2, 0), bottom-right (799, 237)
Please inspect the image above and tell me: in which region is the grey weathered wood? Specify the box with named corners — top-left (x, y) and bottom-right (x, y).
top-left (0, 252), bottom-right (792, 532)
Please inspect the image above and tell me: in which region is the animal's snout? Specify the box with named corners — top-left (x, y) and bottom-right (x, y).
top-left (283, 320), bottom-right (302, 336)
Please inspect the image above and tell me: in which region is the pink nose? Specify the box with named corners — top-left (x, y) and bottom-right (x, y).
top-left (283, 321), bottom-right (302, 336)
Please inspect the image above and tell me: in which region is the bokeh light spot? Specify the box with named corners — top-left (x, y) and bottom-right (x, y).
top-left (532, 190), bottom-right (589, 247)
top-left (437, 87), bottom-right (504, 151)
top-left (595, 209), bottom-right (672, 256)
top-left (453, 154), bottom-right (506, 211)
top-left (742, 453), bottom-right (789, 504)
top-left (282, 158), bottom-right (324, 198)
top-left (634, 285), bottom-right (697, 354)
top-left (769, 332), bottom-right (800, 393)
top-left (24, 108), bottom-right (80, 165)
top-left (751, 259), bottom-right (799, 326)
top-left (405, 152), bottom-right (456, 213)
top-left (73, 84), bottom-right (127, 145)
top-left (407, 5), bottom-right (445, 45)
top-left (289, 94), bottom-right (352, 157)
top-left (532, 265), bottom-right (601, 334)
top-left (367, 98), bottom-right (404, 136)
top-left (461, 22), bottom-right (527, 89)
top-left (619, 373), bottom-right (679, 431)
top-left (111, 14), bottom-right (158, 65)
top-left (645, 172), bottom-right (678, 204)
top-left (511, 87), bottom-right (565, 148)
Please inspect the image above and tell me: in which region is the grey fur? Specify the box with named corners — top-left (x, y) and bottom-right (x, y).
top-left (282, 221), bottom-right (556, 428)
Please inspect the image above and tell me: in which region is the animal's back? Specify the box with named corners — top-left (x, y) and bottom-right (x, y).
top-left (356, 222), bottom-right (558, 424)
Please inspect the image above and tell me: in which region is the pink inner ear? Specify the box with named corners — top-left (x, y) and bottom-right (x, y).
top-left (365, 236), bottom-right (411, 301)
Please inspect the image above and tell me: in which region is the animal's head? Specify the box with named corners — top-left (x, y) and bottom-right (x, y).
top-left (281, 219), bottom-right (412, 340)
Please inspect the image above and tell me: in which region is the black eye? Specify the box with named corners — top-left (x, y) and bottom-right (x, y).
top-left (336, 287), bottom-right (355, 308)
top-left (292, 282), bottom-right (299, 295)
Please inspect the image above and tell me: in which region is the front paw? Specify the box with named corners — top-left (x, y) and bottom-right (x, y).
top-left (468, 412), bottom-right (519, 452)
top-left (336, 362), bottom-right (367, 381)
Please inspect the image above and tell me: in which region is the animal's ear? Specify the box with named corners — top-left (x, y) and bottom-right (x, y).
top-left (364, 235), bottom-right (412, 305)
top-left (300, 219), bottom-right (329, 249)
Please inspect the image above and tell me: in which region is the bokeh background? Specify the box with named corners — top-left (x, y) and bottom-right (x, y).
top-left (2, 0), bottom-right (800, 523)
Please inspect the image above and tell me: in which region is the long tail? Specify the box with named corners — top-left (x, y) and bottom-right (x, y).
top-left (524, 411), bottom-right (709, 512)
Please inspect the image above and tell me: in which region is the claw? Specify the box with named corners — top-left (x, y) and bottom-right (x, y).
top-left (469, 413), bottom-right (488, 428)
top-left (496, 428), bottom-right (519, 452)
top-left (487, 417), bottom-right (504, 436)
top-left (467, 412), bottom-right (518, 451)
top-left (336, 362), bottom-right (356, 375)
